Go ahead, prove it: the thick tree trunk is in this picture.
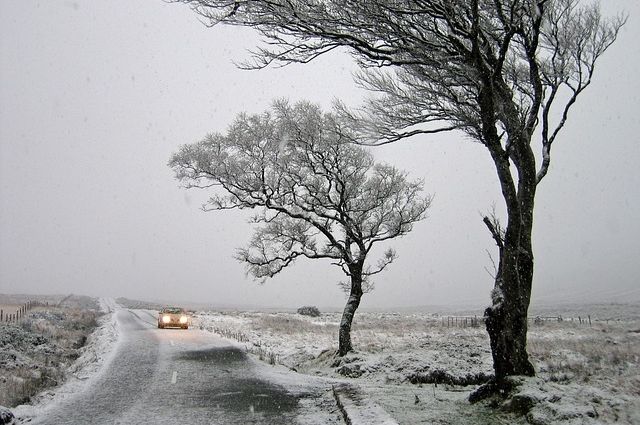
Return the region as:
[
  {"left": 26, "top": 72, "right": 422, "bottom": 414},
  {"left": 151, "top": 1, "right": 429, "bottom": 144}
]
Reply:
[
  {"left": 484, "top": 160, "right": 537, "bottom": 381},
  {"left": 470, "top": 141, "right": 538, "bottom": 405},
  {"left": 484, "top": 250, "right": 536, "bottom": 379},
  {"left": 473, "top": 74, "right": 543, "bottom": 396},
  {"left": 476, "top": 84, "right": 538, "bottom": 381},
  {"left": 338, "top": 264, "right": 363, "bottom": 356}
]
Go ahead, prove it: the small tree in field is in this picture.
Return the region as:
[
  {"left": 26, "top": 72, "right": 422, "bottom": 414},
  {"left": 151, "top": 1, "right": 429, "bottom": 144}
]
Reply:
[
  {"left": 169, "top": 101, "right": 430, "bottom": 355},
  {"left": 175, "top": 0, "right": 625, "bottom": 386}
]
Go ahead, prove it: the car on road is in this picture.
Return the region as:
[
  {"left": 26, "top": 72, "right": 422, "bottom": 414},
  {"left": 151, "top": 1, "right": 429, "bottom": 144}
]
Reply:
[{"left": 157, "top": 307, "right": 190, "bottom": 329}]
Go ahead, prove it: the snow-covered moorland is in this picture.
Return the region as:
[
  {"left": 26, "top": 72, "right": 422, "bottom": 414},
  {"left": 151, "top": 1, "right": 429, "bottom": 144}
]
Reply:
[
  {"left": 193, "top": 307, "right": 640, "bottom": 425},
  {"left": 3, "top": 297, "right": 637, "bottom": 424},
  {"left": 0, "top": 295, "right": 103, "bottom": 408}
]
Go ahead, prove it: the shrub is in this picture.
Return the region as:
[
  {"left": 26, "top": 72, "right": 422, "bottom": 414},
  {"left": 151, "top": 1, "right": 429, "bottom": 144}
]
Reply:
[{"left": 297, "top": 306, "right": 321, "bottom": 317}]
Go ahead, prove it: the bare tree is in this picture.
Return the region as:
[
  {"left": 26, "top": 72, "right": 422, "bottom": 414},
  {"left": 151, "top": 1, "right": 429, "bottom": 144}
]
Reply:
[
  {"left": 174, "top": 0, "right": 625, "bottom": 386},
  {"left": 169, "top": 100, "right": 430, "bottom": 356}
]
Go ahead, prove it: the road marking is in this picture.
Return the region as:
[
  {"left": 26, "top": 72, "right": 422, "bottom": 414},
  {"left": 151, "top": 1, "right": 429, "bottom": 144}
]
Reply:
[
  {"left": 170, "top": 340, "right": 175, "bottom": 346},
  {"left": 212, "top": 391, "right": 242, "bottom": 398},
  {"left": 171, "top": 371, "right": 177, "bottom": 384}
]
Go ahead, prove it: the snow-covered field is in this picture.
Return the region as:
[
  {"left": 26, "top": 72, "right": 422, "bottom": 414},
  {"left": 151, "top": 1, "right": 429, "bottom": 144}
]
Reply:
[
  {"left": 3, "top": 297, "right": 638, "bottom": 424},
  {"left": 193, "top": 308, "right": 640, "bottom": 425}
]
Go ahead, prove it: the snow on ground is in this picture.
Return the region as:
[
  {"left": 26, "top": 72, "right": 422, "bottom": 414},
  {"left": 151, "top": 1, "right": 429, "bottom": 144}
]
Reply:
[
  {"left": 12, "top": 298, "right": 120, "bottom": 421},
  {"left": 193, "top": 311, "right": 495, "bottom": 384},
  {"left": 193, "top": 309, "right": 640, "bottom": 425},
  {"left": 5, "top": 299, "right": 638, "bottom": 424},
  {"left": 129, "top": 308, "right": 347, "bottom": 425},
  {"left": 64, "top": 298, "right": 118, "bottom": 380}
]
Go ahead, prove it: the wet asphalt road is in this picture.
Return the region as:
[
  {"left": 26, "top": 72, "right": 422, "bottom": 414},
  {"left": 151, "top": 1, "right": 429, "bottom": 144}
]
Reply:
[{"left": 31, "top": 309, "right": 331, "bottom": 424}]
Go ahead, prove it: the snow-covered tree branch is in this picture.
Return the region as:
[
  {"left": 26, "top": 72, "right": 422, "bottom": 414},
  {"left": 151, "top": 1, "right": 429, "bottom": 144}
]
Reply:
[
  {"left": 174, "top": 0, "right": 624, "bottom": 386},
  {"left": 169, "top": 100, "right": 431, "bottom": 355}
]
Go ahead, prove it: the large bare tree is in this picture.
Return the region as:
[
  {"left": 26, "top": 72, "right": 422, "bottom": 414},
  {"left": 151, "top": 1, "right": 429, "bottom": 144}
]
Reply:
[
  {"left": 175, "top": 0, "right": 625, "bottom": 386},
  {"left": 169, "top": 101, "right": 430, "bottom": 355}
]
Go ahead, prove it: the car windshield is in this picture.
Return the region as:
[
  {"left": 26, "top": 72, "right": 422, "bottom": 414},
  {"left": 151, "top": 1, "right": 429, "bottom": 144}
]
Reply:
[{"left": 161, "top": 308, "right": 184, "bottom": 314}]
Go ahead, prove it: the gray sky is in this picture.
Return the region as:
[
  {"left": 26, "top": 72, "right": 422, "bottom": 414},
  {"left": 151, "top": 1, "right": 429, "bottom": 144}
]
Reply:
[{"left": 1, "top": 0, "right": 639, "bottom": 309}]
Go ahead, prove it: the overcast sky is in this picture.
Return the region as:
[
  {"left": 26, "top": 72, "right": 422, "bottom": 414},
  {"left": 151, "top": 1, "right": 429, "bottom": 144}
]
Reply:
[{"left": 1, "top": 0, "right": 639, "bottom": 310}]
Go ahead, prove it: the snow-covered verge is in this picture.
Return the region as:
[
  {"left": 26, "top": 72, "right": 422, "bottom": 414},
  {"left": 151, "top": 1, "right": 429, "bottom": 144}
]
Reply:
[
  {"left": 332, "top": 383, "right": 398, "bottom": 425},
  {"left": 1, "top": 297, "right": 119, "bottom": 422},
  {"left": 0, "top": 295, "right": 100, "bottom": 406},
  {"left": 193, "top": 309, "right": 640, "bottom": 425}
]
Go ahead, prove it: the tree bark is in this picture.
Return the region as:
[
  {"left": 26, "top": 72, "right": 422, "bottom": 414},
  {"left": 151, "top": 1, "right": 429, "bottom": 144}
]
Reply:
[
  {"left": 484, "top": 136, "right": 537, "bottom": 381},
  {"left": 484, "top": 251, "right": 536, "bottom": 379},
  {"left": 474, "top": 73, "right": 538, "bottom": 382},
  {"left": 338, "top": 263, "right": 364, "bottom": 356}
]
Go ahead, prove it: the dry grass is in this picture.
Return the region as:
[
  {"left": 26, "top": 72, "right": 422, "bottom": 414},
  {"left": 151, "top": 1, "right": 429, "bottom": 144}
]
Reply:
[
  {"left": 0, "top": 305, "right": 100, "bottom": 407},
  {"left": 528, "top": 320, "right": 640, "bottom": 392},
  {"left": 244, "top": 311, "right": 467, "bottom": 339},
  {"left": 203, "top": 311, "right": 639, "bottom": 387},
  {"left": 0, "top": 366, "right": 65, "bottom": 407},
  {"left": 254, "top": 313, "right": 335, "bottom": 335},
  {"left": 199, "top": 309, "right": 640, "bottom": 424},
  {"left": 198, "top": 310, "right": 493, "bottom": 380}
]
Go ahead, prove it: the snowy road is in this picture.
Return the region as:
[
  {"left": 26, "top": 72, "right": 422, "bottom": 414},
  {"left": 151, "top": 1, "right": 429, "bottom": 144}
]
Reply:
[{"left": 30, "top": 308, "right": 339, "bottom": 425}]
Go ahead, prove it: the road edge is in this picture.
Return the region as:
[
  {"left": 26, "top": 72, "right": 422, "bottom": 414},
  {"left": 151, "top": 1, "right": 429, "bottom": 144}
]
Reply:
[
  {"left": 332, "top": 383, "right": 399, "bottom": 425},
  {"left": 12, "top": 298, "right": 121, "bottom": 421}
]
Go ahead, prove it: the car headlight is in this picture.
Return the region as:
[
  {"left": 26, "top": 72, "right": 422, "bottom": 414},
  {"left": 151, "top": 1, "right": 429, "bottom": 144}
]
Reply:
[
  {"left": 162, "top": 315, "right": 171, "bottom": 323},
  {"left": 179, "top": 316, "right": 188, "bottom": 324}
]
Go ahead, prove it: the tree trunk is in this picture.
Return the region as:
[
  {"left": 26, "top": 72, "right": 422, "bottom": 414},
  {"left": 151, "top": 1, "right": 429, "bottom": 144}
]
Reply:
[
  {"left": 474, "top": 71, "right": 539, "bottom": 379},
  {"left": 338, "top": 264, "right": 363, "bottom": 356},
  {"left": 484, "top": 150, "right": 537, "bottom": 381},
  {"left": 484, "top": 251, "right": 536, "bottom": 379}
]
